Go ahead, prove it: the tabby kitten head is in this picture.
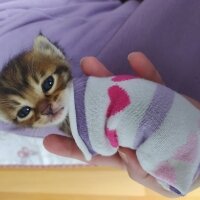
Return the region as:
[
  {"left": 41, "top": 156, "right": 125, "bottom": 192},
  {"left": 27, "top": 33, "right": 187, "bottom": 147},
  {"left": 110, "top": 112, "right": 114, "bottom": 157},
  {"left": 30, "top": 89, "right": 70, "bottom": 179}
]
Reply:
[{"left": 0, "top": 35, "right": 72, "bottom": 127}]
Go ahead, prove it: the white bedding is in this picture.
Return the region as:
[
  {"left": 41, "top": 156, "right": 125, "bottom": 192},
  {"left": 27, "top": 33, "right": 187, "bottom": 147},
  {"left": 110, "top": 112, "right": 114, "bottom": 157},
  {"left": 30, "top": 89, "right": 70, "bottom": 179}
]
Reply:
[{"left": 0, "top": 131, "right": 85, "bottom": 166}]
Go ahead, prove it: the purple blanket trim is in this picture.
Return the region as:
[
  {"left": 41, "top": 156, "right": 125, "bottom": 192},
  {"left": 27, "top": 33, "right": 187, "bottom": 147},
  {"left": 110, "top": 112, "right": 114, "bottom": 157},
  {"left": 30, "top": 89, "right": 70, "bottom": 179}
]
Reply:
[
  {"left": 169, "top": 186, "right": 182, "bottom": 195},
  {"left": 73, "top": 76, "right": 96, "bottom": 155},
  {"left": 134, "top": 84, "right": 175, "bottom": 148},
  {"left": 193, "top": 163, "right": 200, "bottom": 183},
  {"left": 0, "top": 120, "right": 64, "bottom": 138}
]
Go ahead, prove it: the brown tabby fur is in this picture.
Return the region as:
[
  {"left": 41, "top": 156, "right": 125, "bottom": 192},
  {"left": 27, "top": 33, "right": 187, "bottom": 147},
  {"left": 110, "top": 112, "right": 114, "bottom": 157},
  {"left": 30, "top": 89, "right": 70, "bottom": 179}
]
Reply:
[{"left": 0, "top": 35, "right": 72, "bottom": 132}]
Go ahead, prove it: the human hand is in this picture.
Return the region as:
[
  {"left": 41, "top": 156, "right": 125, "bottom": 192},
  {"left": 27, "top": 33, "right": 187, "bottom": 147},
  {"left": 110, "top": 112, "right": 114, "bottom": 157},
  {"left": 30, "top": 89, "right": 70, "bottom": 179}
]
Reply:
[{"left": 43, "top": 52, "right": 200, "bottom": 197}]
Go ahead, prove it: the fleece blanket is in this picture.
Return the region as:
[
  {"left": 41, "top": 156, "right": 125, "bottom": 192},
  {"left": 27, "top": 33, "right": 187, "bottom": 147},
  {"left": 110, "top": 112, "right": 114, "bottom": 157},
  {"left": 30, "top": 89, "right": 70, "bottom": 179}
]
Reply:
[
  {"left": 0, "top": 131, "right": 84, "bottom": 166},
  {"left": 0, "top": 0, "right": 200, "bottom": 137},
  {"left": 70, "top": 75, "right": 200, "bottom": 195}
]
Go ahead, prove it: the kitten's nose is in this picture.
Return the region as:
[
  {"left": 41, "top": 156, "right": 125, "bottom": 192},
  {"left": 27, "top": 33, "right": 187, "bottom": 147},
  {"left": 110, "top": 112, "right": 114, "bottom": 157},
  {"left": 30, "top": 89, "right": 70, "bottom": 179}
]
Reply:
[{"left": 38, "top": 101, "right": 53, "bottom": 115}]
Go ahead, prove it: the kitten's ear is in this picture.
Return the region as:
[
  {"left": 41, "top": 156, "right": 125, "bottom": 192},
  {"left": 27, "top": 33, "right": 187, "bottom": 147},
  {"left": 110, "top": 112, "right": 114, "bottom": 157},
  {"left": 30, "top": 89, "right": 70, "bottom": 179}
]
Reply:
[{"left": 33, "top": 35, "right": 65, "bottom": 59}]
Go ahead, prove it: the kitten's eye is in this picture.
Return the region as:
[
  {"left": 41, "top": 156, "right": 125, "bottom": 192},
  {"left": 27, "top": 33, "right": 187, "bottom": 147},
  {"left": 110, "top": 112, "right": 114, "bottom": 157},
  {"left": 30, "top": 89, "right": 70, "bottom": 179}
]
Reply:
[
  {"left": 42, "top": 76, "right": 54, "bottom": 93},
  {"left": 17, "top": 106, "right": 32, "bottom": 118}
]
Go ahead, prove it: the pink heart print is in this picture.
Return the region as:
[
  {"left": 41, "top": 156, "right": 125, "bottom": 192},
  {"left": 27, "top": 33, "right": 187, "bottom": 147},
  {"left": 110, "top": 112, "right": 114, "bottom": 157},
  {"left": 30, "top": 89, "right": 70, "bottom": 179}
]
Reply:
[
  {"left": 174, "top": 133, "right": 198, "bottom": 162},
  {"left": 106, "top": 85, "right": 131, "bottom": 147},
  {"left": 106, "top": 85, "right": 131, "bottom": 118},
  {"left": 105, "top": 128, "right": 119, "bottom": 147},
  {"left": 155, "top": 162, "right": 176, "bottom": 184}
]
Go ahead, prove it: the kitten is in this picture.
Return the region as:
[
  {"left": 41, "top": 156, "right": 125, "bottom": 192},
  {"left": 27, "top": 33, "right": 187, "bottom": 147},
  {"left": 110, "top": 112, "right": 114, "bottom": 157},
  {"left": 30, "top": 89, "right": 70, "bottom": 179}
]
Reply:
[{"left": 0, "top": 35, "right": 72, "bottom": 134}]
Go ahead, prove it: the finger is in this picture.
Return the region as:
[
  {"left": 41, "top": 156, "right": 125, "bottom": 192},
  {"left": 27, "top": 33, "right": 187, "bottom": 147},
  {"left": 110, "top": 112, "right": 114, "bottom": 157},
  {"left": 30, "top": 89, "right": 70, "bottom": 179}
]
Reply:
[
  {"left": 118, "top": 147, "right": 147, "bottom": 179},
  {"left": 184, "top": 95, "right": 200, "bottom": 110},
  {"left": 190, "top": 175, "right": 200, "bottom": 191},
  {"left": 128, "top": 52, "right": 164, "bottom": 84},
  {"left": 128, "top": 53, "right": 200, "bottom": 110},
  {"left": 90, "top": 153, "right": 125, "bottom": 169},
  {"left": 118, "top": 147, "right": 178, "bottom": 198},
  {"left": 43, "top": 134, "right": 124, "bottom": 168},
  {"left": 80, "top": 56, "right": 113, "bottom": 77},
  {"left": 43, "top": 134, "right": 86, "bottom": 161}
]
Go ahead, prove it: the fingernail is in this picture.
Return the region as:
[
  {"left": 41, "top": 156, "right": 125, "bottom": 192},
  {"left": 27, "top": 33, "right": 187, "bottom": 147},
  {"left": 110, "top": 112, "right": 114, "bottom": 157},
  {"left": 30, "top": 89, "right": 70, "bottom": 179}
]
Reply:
[
  {"left": 128, "top": 52, "right": 136, "bottom": 60},
  {"left": 80, "top": 57, "right": 87, "bottom": 65},
  {"left": 156, "top": 71, "right": 165, "bottom": 84},
  {"left": 119, "top": 151, "right": 129, "bottom": 164},
  {"left": 127, "top": 51, "right": 142, "bottom": 60}
]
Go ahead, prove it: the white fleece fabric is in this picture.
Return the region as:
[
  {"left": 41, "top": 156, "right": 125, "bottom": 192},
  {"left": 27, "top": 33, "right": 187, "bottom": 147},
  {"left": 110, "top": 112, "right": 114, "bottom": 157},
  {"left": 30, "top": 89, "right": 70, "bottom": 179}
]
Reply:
[{"left": 69, "top": 75, "right": 200, "bottom": 195}]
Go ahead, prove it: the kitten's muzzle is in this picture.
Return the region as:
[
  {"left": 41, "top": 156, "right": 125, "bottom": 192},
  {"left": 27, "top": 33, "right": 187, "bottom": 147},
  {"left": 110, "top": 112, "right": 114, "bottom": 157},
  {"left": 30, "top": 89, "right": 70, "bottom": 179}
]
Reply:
[
  {"left": 38, "top": 100, "right": 64, "bottom": 116},
  {"left": 38, "top": 100, "right": 53, "bottom": 116},
  {"left": 42, "top": 104, "right": 53, "bottom": 115}
]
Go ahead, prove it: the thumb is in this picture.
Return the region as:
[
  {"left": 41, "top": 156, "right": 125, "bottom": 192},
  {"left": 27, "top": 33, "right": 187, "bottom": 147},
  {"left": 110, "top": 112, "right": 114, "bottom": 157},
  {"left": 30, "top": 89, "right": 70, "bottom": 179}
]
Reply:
[
  {"left": 118, "top": 147, "right": 147, "bottom": 181},
  {"left": 118, "top": 147, "right": 179, "bottom": 197}
]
